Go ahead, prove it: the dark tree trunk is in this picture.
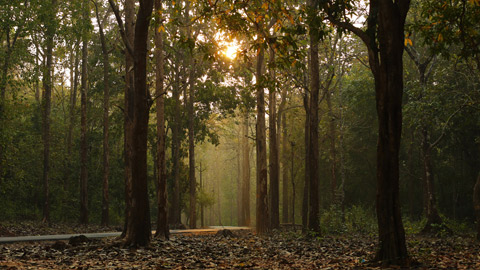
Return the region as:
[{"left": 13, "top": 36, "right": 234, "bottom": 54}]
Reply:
[
  {"left": 79, "top": 0, "right": 89, "bottom": 225},
  {"left": 268, "top": 48, "right": 280, "bottom": 230},
  {"left": 154, "top": 0, "right": 169, "bottom": 240},
  {"left": 473, "top": 173, "right": 480, "bottom": 241},
  {"left": 255, "top": 45, "right": 269, "bottom": 234},
  {"left": 371, "top": 1, "right": 410, "bottom": 264},
  {"left": 307, "top": 0, "right": 320, "bottom": 233},
  {"left": 41, "top": 0, "right": 57, "bottom": 224},
  {"left": 327, "top": 0, "right": 411, "bottom": 264},
  {"left": 94, "top": 1, "right": 110, "bottom": 228},
  {"left": 124, "top": 0, "right": 154, "bottom": 247},
  {"left": 186, "top": 2, "right": 196, "bottom": 228}
]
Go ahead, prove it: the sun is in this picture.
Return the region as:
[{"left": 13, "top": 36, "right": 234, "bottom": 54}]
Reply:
[{"left": 225, "top": 45, "right": 239, "bottom": 59}]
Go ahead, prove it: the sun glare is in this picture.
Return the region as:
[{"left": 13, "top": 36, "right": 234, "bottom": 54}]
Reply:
[{"left": 224, "top": 44, "right": 239, "bottom": 59}]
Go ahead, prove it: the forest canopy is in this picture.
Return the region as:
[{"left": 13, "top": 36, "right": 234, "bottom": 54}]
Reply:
[{"left": 0, "top": 0, "right": 479, "bottom": 265}]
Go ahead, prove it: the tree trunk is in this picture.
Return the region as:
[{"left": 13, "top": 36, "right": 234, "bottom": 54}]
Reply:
[
  {"left": 420, "top": 129, "right": 443, "bottom": 233},
  {"left": 170, "top": 67, "right": 181, "bottom": 225},
  {"left": 186, "top": 1, "right": 196, "bottom": 229},
  {"left": 79, "top": 0, "right": 89, "bottom": 225},
  {"left": 187, "top": 65, "right": 196, "bottom": 229},
  {"left": 302, "top": 93, "right": 309, "bottom": 232},
  {"left": 124, "top": 0, "right": 154, "bottom": 247},
  {"left": 281, "top": 108, "right": 289, "bottom": 224},
  {"left": 307, "top": 0, "right": 320, "bottom": 233},
  {"left": 118, "top": 0, "right": 135, "bottom": 238},
  {"left": 41, "top": 0, "right": 57, "bottom": 224},
  {"left": 268, "top": 47, "right": 279, "bottom": 230},
  {"left": 255, "top": 45, "right": 269, "bottom": 234},
  {"left": 473, "top": 173, "right": 480, "bottom": 241},
  {"left": 240, "top": 111, "right": 251, "bottom": 227},
  {"left": 371, "top": 1, "right": 410, "bottom": 264},
  {"left": 154, "top": 0, "right": 169, "bottom": 240},
  {"left": 94, "top": 1, "right": 110, "bottom": 228}
]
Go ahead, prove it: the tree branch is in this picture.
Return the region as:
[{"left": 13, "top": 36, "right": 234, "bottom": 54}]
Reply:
[{"left": 107, "top": 0, "right": 134, "bottom": 57}]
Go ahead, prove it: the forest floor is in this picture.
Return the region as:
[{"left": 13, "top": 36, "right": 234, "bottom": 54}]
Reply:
[{"left": 1, "top": 222, "right": 480, "bottom": 269}]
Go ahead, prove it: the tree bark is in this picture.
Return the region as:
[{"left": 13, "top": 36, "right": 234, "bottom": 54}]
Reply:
[
  {"left": 41, "top": 0, "right": 57, "bottom": 224},
  {"left": 79, "top": 0, "right": 89, "bottom": 225},
  {"left": 327, "top": 0, "right": 411, "bottom": 264},
  {"left": 256, "top": 45, "right": 269, "bottom": 234},
  {"left": 186, "top": 1, "right": 196, "bottom": 229},
  {"left": 268, "top": 47, "right": 279, "bottom": 229},
  {"left": 124, "top": 0, "right": 154, "bottom": 247},
  {"left": 307, "top": 0, "right": 320, "bottom": 233},
  {"left": 170, "top": 66, "right": 181, "bottom": 225},
  {"left": 154, "top": 0, "right": 169, "bottom": 240},
  {"left": 121, "top": 0, "right": 135, "bottom": 238},
  {"left": 371, "top": 1, "right": 410, "bottom": 264}
]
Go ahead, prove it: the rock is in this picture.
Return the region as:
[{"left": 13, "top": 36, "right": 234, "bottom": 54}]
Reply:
[
  {"left": 69, "top": 235, "right": 90, "bottom": 246},
  {"left": 216, "top": 229, "right": 235, "bottom": 238}
]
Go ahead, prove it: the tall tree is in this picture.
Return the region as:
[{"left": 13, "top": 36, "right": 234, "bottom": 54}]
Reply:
[
  {"left": 186, "top": 0, "right": 197, "bottom": 229},
  {"left": 126, "top": 0, "right": 154, "bottom": 246},
  {"left": 41, "top": 0, "right": 57, "bottom": 224},
  {"left": 79, "top": 0, "right": 89, "bottom": 225},
  {"left": 255, "top": 41, "right": 269, "bottom": 234},
  {"left": 93, "top": 0, "right": 111, "bottom": 227},
  {"left": 268, "top": 47, "right": 280, "bottom": 229},
  {"left": 109, "top": 0, "right": 154, "bottom": 246},
  {"left": 154, "top": 0, "right": 169, "bottom": 240},
  {"left": 306, "top": 0, "right": 320, "bottom": 234},
  {"left": 108, "top": 0, "right": 134, "bottom": 237},
  {"left": 325, "top": 0, "right": 411, "bottom": 265}
]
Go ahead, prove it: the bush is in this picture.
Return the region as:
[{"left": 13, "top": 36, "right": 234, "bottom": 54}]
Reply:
[{"left": 320, "top": 205, "right": 377, "bottom": 235}]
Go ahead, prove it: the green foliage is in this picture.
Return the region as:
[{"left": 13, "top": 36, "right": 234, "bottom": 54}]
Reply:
[{"left": 320, "top": 205, "right": 377, "bottom": 235}]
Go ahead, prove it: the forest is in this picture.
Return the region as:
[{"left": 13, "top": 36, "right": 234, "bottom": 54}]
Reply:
[{"left": 0, "top": 0, "right": 479, "bottom": 268}]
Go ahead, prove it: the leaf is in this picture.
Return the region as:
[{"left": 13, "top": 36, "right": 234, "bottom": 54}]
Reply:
[
  {"left": 404, "top": 38, "right": 412, "bottom": 46},
  {"left": 437, "top": 33, "right": 444, "bottom": 42},
  {"left": 261, "top": 2, "right": 268, "bottom": 10},
  {"left": 158, "top": 25, "right": 165, "bottom": 33}
]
